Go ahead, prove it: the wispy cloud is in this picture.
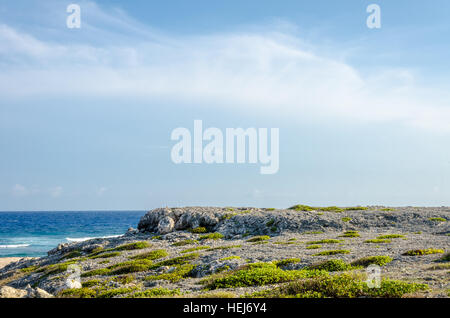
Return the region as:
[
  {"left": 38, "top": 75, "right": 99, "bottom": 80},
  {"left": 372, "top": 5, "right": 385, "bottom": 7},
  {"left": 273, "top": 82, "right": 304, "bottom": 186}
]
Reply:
[{"left": 1, "top": 1, "right": 450, "bottom": 132}]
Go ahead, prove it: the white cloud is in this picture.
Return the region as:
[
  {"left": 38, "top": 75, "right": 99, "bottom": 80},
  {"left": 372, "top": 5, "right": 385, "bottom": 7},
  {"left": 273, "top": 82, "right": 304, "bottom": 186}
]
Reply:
[
  {"left": 11, "top": 184, "right": 28, "bottom": 197},
  {"left": 49, "top": 186, "right": 63, "bottom": 198},
  {"left": 96, "top": 186, "right": 108, "bottom": 196},
  {"left": 1, "top": 2, "right": 450, "bottom": 133}
]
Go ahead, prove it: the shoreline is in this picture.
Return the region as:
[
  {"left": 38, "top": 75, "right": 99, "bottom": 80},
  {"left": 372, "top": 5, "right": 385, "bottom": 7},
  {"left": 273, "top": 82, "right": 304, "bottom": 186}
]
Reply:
[{"left": 0, "top": 257, "right": 33, "bottom": 270}]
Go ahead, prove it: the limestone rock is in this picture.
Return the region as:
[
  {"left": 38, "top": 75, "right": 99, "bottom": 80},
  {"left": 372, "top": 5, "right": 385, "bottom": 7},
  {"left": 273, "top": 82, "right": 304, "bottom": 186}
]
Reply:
[
  {"left": 0, "top": 286, "right": 27, "bottom": 298},
  {"left": 157, "top": 216, "right": 175, "bottom": 234}
]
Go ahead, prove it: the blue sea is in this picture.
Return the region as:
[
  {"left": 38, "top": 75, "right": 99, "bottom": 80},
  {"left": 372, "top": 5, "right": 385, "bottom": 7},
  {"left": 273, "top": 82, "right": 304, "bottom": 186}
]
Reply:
[{"left": 0, "top": 211, "right": 145, "bottom": 258}]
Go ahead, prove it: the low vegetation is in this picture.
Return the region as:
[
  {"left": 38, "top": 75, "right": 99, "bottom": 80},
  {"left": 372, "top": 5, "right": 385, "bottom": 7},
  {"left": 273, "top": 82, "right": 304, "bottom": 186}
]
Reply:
[
  {"left": 402, "top": 249, "right": 444, "bottom": 256},
  {"left": 199, "top": 233, "right": 224, "bottom": 241},
  {"left": 364, "top": 239, "right": 391, "bottom": 244},
  {"left": 350, "top": 256, "right": 393, "bottom": 267},
  {"left": 130, "top": 249, "right": 168, "bottom": 260},
  {"left": 200, "top": 262, "right": 327, "bottom": 289},
  {"left": 249, "top": 273, "right": 428, "bottom": 298},
  {"left": 340, "top": 231, "right": 360, "bottom": 238},
  {"left": 313, "top": 250, "right": 350, "bottom": 256},
  {"left": 306, "top": 259, "right": 352, "bottom": 272},
  {"left": 246, "top": 235, "right": 270, "bottom": 243},
  {"left": 306, "top": 239, "right": 341, "bottom": 245}
]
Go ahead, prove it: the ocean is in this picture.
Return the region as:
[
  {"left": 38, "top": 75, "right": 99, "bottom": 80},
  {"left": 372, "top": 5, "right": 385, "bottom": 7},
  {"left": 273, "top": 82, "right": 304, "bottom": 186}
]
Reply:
[{"left": 0, "top": 211, "right": 145, "bottom": 257}]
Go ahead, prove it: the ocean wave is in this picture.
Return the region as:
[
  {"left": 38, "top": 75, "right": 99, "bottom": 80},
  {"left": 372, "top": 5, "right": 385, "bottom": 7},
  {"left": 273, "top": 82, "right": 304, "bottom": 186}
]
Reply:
[
  {"left": 65, "top": 235, "right": 122, "bottom": 242},
  {"left": 0, "top": 244, "right": 31, "bottom": 248}
]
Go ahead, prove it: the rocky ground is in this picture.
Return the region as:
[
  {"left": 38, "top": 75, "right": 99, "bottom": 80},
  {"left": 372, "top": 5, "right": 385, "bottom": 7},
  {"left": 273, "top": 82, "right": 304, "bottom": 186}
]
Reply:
[{"left": 0, "top": 206, "right": 448, "bottom": 298}]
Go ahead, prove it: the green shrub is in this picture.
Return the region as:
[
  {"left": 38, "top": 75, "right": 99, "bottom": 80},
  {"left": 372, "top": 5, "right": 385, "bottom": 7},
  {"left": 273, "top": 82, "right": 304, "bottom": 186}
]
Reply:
[
  {"left": 129, "top": 288, "right": 181, "bottom": 298},
  {"left": 306, "top": 244, "right": 322, "bottom": 249},
  {"left": 82, "top": 279, "right": 102, "bottom": 288},
  {"left": 306, "top": 259, "right": 352, "bottom": 272},
  {"left": 345, "top": 207, "right": 368, "bottom": 211},
  {"left": 289, "top": 205, "right": 315, "bottom": 211},
  {"left": 249, "top": 273, "right": 427, "bottom": 298},
  {"left": 377, "top": 234, "right": 404, "bottom": 239},
  {"left": 341, "top": 217, "right": 352, "bottom": 222},
  {"left": 350, "top": 256, "right": 393, "bottom": 267},
  {"left": 273, "top": 258, "right": 301, "bottom": 267},
  {"left": 380, "top": 208, "right": 395, "bottom": 211},
  {"left": 62, "top": 250, "right": 82, "bottom": 260},
  {"left": 114, "top": 241, "right": 151, "bottom": 251},
  {"left": 189, "top": 227, "right": 208, "bottom": 233},
  {"left": 146, "top": 264, "right": 195, "bottom": 283},
  {"left": 220, "top": 256, "right": 241, "bottom": 261},
  {"left": 155, "top": 253, "right": 200, "bottom": 267},
  {"left": 320, "top": 206, "right": 344, "bottom": 213},
  {"left": 81, "top": 268, "right": 111, "bottom": 278},
  {"left": 266, "top": 219, "right": 275, "bottom": 227},
  {"left": 130, "top": 249, "right": 168, "bottom": 260},
  {"left": 208, "top": 245, "right": 242, "bottom": 251},
  {"left": 306, "top": 239, "right": 341, "bottom": 245},
  {"left": 340, "top": 231, "right": 360, "bottom": 238},
  {"left": 199, "top": 233, "right": 224, "bottom": 241},
  {"left": 20, "top": 265, "right": 39, "bottom": 273},
  {"left": 89, "top": 252, "right": 121, "bottom": 259},
  {"left": 402, "top": 249, "right": 444, "bottom": 256},
  {"left": 201, "top": 265, "right": 327, "bottom": 289},
  {"left": 429, "top": 217, "right": 446, "bottom": 222},
  {"left": 180, "top": 246, "right": 210, "bottom": 254},
  {"left": 172, "top": 239, "right": 198, "bottom": 247},
  {"left": 246, "top": 235, "right": 270, "bottom": 242},
  {"left": 364, "top": 239, "right": 391, "bottom": 244},
  {"left": 313, "top": 250, "right": 350, "bottom": 256}
]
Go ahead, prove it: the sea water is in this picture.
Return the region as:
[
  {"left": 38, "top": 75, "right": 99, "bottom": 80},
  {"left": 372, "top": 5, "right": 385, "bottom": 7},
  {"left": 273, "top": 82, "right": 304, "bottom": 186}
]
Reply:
[{"left": 0, "top": 211, "right": 144, "bottom": 257}]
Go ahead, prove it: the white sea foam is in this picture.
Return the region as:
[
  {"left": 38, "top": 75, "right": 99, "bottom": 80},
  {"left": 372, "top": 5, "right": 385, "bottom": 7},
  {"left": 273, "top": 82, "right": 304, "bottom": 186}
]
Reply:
[
  {"left": 0, "top": 244, "right": 30, "bottom": 248},
  {"left": 65, "top": 235, "right": 122, "bottom": 242}
]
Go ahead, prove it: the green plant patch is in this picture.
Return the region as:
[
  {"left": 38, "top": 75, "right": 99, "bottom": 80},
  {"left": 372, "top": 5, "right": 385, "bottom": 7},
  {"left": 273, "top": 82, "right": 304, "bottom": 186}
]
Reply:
[
  {"left": 313, "top": 250, "right": 350, "bottom": 256},
  {"left": 81, "top": 268, "right": 112, "bottom": 278},
  {"left": 114, "top": 241, "right": 151, "bottom": 251},
  {"left": 89, "top": 252, "right": 121, "bottom": 260},
  {"left": 364, "top": 239, "right": 391, "bottom": 244},
  {"left": 189, "top": 227, "right": 208, "bottom": 233},
  {"left": 112, "top": 275, "right": 135, "bottom": 285},
  {"left": 380, "top": 208, "right": 395, "bottom": 211},
  {"left": 146, "top": 264, "right": 195, "bottom": 283},
  {"left": 180, "top": 246, "right": 210, "bottom": 254},
  {"left": 220, "top": 256, "right": 241, "bottom": 261},
  {"left": 306, "top": 239, "right": 341, "bottom": 245},
  {"left": 306, "top": 244, "right": 322, "bottom": 249},
  {"left": 289, "top": 205, "right": 315, "bottom": 211},
  {"left": 265, "top": 208, "right": 276, "bottom": 211},
  {"left": 306, "top": 259, "right": 352, "bottom": 272},
  {"left": 249, "top": 273, "right": 427, "bottom": 298},
  {"left": 172, "top": 239, "right": 198, "bottom": 247},
  {"left": 303, "top": 231, "right": 324, "bottom": 235},
  {"left": 61, "top": 250, "right": 82, "bottom": 260},
  {"left": 246, "top": 235, "right": 270, "bottom": 242},
  {"left": 344, "top": 207, "right": 368, "bottom": 211},
  {"left": 341, "top": 217, "right": 352, "bottom": 222},
  {"left": 154, "top": 253, "right": 200, "bottom": 267},
  {"left": 429, "top": 217, "right": 446, "bottom": 222},
  {"left": 199, "top": 233, "right": 224, "bottom": 241},
  {"left": 320, "top": 206, "right": 344, "bottom": 213},
  {"left": 376, "top": 234, "right": 404, "bottom": 239},
  {"left": 129, "top": 288, "right": 181, "bottom": 298},
  {"left": 273, "top": 258, "right": 301, "bottom": 267},
  {"left": 201, "top": 264, "right": 327, "bottom": 289},
  {"left": 266, "top": 219, "right": 275, "bottom": 227},
  {"left": 20, "top": 265, "right": 40, "bottom": 273},
  {"left": 340, "top": 231, "right": 360, "bottom": 238},
  {"left": 131, "top": 249, "right": 168, "bottom": 260},
  {"left": 427, "top": 263, "right": 450, "bottom": 270},
  {"left": 82, "top": 279, "right": 102, "bottom": 288},
  {"left": 207, "top": 245, "right": 242, "bottom": 251},
  {"left": 273, "top": 241, "right": 295, "bottom": 245},
  {"left": 350, "top": 256, "right": 393, "bottom": 267},
  {"left": 402, "top": 249, "right": 444, "bottom": 256}
]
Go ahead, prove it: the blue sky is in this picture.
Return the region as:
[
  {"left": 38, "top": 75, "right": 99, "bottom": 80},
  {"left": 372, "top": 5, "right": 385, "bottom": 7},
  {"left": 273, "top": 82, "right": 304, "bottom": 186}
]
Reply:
[{"left": 1, "top": 0, "right": 450, "bottom": 210}]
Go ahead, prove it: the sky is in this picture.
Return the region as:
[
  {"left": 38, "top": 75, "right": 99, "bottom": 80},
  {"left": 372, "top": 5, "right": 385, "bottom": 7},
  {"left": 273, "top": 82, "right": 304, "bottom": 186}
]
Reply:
[{"left": 1, "top": 0, "right": 450, "bottom": 211}]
